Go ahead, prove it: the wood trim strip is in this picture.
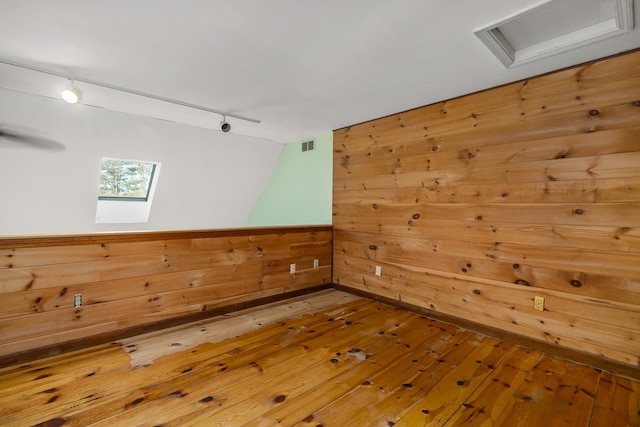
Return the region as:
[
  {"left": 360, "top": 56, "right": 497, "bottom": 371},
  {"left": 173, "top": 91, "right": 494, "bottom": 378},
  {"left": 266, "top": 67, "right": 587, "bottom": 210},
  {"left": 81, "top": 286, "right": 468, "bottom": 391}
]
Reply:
[
  {"left": 0, "top": 283, "right": 332, "bottom": 368},
  {"left": 332, "top": 284, "right": 640, "bottom": 381},
  {"left": 0, "top": 225, "right": 333, "bottom": 248}
]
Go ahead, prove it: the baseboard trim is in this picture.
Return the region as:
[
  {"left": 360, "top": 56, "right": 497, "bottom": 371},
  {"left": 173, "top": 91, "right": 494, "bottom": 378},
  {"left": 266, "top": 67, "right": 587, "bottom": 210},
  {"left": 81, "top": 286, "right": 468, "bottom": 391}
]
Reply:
[
  {"left": 4, "top": 282, "right": 638, "bottom": 381},
  {"left": 332, "top": 283, "right": 640, "bottom": 381},
  {"left": 0, "top": 284, "right": 332, "bottom": 368}
]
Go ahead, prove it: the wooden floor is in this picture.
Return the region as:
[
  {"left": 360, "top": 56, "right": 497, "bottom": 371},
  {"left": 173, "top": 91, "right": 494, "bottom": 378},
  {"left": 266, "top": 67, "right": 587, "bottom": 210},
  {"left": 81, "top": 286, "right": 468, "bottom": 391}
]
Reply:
[{"left": 0, "top": 290, "right": 638, "bottom": 426}]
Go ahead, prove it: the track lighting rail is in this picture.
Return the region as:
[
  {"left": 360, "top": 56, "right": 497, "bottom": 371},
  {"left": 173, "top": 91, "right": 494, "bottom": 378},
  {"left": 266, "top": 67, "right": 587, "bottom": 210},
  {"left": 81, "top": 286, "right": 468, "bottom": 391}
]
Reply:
[{"left": 0, "top": 58, "right": 261, "bottom": 124}]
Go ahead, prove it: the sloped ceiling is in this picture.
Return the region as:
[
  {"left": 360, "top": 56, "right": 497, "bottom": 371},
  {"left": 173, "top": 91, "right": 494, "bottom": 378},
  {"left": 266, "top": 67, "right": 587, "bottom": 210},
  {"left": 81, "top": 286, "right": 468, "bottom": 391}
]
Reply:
[{"left": 1, "top": 0, "right": 639, "bottom": 143}]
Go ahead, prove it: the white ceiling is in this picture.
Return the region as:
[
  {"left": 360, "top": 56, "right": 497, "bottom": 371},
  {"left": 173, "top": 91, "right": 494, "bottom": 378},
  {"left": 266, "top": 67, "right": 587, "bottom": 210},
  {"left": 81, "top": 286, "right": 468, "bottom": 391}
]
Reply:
[{"left": 1, "top": 0, "right": 639, "bottom": 144}]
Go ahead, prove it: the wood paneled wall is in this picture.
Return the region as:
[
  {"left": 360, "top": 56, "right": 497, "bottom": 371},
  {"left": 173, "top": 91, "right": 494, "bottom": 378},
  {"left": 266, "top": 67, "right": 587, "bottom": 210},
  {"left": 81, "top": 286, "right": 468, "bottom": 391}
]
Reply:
[
  {"left": 332, "top": 51, "right": 640, "bottom": 368},
  {"left": 0, "top": 226, "right": 332, "bottom": 357}
]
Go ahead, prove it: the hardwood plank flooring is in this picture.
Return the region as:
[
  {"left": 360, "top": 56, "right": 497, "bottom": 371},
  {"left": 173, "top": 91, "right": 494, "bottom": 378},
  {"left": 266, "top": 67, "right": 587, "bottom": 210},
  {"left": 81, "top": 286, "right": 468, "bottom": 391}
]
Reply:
[{"left": 0, "top": 290, "right": 637, "bottom": 426}]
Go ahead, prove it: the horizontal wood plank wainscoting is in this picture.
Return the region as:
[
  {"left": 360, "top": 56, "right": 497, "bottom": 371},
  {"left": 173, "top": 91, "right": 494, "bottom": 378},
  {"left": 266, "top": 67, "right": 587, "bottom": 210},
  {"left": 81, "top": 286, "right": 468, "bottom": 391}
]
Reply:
[
  {"left": 333, "top": 50, "right": 640, "bottom": 377},
  {"left": 0, "top": 226, "right": 332, "bottom": 365}
]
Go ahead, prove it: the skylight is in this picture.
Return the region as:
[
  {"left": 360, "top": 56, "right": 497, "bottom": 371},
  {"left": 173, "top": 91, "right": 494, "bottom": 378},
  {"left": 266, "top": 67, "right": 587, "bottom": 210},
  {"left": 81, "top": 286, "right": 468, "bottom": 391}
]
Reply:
[
  {"left": 95, "top": 157, "right": 161, "bottom": 224},
  {"left": 99, "top": 158, "right": 157, "bottom": 201}
]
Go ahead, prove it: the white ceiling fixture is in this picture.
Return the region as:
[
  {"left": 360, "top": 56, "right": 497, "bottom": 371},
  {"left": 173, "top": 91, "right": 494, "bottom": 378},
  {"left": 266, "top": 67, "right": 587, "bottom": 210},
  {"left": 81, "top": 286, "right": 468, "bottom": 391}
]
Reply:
[
  {"left": 61, "top": 80, "right": 80, "bottom": 104},
  {"left": 0, "top": 58, "right": 260, "bottom": 124},
  {"left": 475, "top": 0, "right": 635, "bottom": 68}
]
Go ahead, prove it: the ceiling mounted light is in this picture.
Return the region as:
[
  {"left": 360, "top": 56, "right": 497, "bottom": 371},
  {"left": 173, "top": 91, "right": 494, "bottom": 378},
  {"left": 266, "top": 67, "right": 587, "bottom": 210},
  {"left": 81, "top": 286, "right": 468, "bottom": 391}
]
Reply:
[
  {"left": 0, "top": 58, "right": 261, "bottom": 124},
  {"left": 61, "top": 80, "right": 80, "bottom": 104}
]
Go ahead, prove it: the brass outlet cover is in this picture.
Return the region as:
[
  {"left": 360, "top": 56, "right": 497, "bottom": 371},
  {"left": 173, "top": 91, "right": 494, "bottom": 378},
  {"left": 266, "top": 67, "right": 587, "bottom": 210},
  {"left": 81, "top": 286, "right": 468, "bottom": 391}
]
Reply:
[{"left": 533, "top": 296, "right": 545, "bottom": 311}]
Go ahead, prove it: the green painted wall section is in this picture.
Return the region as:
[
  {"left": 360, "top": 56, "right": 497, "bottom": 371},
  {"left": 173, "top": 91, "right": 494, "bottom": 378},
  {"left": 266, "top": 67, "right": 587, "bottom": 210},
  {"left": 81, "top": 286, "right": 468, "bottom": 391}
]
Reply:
[{"left": 247, "top": 132, "right": 333, "bottom": 226}]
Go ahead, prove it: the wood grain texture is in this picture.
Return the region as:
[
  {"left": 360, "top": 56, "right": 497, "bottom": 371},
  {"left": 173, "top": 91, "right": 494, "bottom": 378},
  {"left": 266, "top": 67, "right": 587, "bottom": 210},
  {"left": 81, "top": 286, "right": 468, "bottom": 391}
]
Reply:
[
  {"left": 0, "top": 226, "right": 332, "bottom": 356},
  {"left": 0, "top": 290, "right": 636, "bottom": 426},
  {"left": 332, "top": 50, "right": 640, "bottom": 369}
]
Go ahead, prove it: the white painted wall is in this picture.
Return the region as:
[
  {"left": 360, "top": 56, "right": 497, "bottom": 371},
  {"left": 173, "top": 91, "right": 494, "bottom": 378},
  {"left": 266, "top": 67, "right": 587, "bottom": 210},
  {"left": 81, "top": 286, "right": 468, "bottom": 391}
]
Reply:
[{"left": 0, "top": 89, "right": 284, "bottom": 236}]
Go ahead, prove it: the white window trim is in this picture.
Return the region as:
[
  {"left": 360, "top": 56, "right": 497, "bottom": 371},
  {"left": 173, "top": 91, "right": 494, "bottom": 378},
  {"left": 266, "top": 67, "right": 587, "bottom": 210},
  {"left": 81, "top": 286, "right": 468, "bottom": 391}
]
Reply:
[{"left": 95, "top": 157, "right": 161, "bottom": 224}]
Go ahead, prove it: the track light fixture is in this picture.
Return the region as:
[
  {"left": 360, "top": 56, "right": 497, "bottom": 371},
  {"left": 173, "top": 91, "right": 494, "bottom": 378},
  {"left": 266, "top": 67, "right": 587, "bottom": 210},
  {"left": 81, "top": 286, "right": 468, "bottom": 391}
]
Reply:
[
  {"left": 61, "top": 80, "right": 80, "bottom": 104},
  {"left": 0, "top": 58, "right": 261, "bottom": 124},
  {"left": 220, "top": 116, "right": 231, "bottom": 132}
]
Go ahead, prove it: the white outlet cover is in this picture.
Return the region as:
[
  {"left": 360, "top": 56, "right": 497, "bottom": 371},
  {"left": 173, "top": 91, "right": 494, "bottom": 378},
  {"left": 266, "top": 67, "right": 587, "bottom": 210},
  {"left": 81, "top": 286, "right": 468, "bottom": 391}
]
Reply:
[
  {"left": 313, "top": 259, "right": 319, "bottom": 269},
  {"left": 290, "top": 263, "right": 296, "bottom": 274},
  {"left": 375, "top": 265, "right": 382, "bottom": 276}
]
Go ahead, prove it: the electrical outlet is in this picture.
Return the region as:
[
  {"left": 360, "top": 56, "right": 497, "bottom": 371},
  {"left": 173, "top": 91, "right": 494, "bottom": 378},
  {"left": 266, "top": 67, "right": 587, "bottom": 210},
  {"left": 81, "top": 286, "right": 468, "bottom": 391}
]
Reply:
[
  {"left": 533, "top": 296, "right": 544, "bottom": 311},
  {"left": 74, "top": 293, "right": 82, "bottom": 308},
  {"left": 313, "top": 259, "right": 319, "bottom": 269},
  {"left": 290, "top": 263, "right": 296, "bottom": 274},
  {"left": 375, "top": 265, "right": 382, "bottom": 276}
]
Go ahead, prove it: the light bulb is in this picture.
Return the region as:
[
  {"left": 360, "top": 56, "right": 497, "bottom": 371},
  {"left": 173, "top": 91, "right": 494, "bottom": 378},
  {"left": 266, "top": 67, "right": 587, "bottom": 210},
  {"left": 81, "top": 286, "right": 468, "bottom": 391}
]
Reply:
[
  {"left": 61, "top": 88, "right": 79, "bottom": 103},
  {"left": 61, "top": 83, "right": 80, "bottom": 104}
]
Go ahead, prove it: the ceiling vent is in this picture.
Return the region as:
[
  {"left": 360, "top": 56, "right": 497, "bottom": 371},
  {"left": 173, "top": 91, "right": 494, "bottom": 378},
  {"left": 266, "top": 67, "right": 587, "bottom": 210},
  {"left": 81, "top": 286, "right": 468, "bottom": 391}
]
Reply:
[{"left": 475, "top": 0, "right": 634, "bottom": 68}]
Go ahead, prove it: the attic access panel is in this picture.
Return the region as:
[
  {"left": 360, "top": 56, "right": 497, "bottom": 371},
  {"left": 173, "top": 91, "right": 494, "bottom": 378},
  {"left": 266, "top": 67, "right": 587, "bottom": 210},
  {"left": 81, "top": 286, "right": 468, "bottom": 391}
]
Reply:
[{"left": 475, "top": 0, "right": 634, "bottom": 68}]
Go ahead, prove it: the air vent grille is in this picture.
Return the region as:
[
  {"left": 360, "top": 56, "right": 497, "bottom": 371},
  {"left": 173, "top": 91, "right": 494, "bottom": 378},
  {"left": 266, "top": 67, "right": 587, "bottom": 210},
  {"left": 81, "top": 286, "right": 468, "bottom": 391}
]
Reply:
[
  {"left": 475, "top": 0, "right": 634, "bottom": 68},
  {"left": 301, "top": 140, "right": 315, "bottom": 152}
]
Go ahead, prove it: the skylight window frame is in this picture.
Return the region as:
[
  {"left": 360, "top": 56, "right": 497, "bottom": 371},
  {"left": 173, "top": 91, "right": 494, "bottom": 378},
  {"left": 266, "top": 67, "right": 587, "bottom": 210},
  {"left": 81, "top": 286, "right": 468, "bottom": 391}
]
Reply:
[
  {"left": 98, "top": 158, "right": 158, "bottom": 202},
  {"left": 95, "top": 157, "right": 162, "bottom": 224}
]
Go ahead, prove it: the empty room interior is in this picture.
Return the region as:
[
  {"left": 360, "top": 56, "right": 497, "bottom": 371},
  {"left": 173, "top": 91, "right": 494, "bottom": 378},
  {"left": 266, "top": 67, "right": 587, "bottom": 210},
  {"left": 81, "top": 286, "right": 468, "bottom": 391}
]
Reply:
[{"left": 1, "top": 1, "right": 639, "bottom": 425}]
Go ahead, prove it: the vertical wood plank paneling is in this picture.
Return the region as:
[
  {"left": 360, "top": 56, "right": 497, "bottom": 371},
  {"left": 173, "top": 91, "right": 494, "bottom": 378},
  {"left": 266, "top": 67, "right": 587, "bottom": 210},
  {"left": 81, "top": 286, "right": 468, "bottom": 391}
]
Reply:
[
  {"left": 0, "top": 226, "right": 332, "bottom": 356},
  {"left": 332, "top": 50, "right": 640, "bottom": 368}
]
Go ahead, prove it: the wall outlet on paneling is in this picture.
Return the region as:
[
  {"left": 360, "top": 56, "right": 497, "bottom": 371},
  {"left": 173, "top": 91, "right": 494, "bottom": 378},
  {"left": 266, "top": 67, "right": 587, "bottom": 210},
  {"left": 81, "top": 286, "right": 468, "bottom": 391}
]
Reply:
[
  {"left": 74, "top": 293, "right": 82, "bottom": 308},
  {"left": 375, "top": 265, "right": 382, "bottom": 276},
  {"left": 533, "top": 296, "right": 544, "bottom": 311},
  {"left": 313, "top": 259, "right": 319, "bottom": 269},
  {"left": 290, "top": 263, "right": 296, "bottom": 274}
]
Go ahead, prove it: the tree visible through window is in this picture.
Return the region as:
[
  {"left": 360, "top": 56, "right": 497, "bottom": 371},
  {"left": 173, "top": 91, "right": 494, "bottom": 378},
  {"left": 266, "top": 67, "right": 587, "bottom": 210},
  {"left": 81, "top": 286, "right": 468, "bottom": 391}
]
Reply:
[{"left": 99, "top": 158, "right": 157, "bottom": 201}]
